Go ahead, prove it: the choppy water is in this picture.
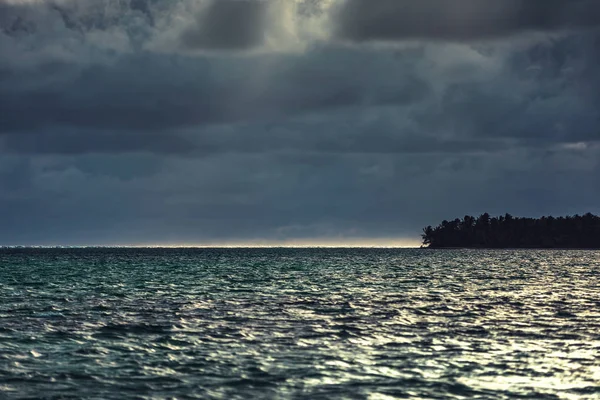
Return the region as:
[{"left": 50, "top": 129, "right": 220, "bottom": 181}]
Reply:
[{"left": 0, "top": 248, "right": 599, "bottom": 399}]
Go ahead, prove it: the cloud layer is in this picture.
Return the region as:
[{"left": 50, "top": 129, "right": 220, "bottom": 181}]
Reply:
[
  {"left": 0, "top": 0, "right": 599, "bottom": 245},
  {"left": 332, "top": 0, "right": 600, "bottom": 42},
  {"left": 180, "top": 0, "right": 269, "bottom": 50}
]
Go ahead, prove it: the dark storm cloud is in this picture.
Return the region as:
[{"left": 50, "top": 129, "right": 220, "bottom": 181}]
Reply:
[
  {"left": 180, "top": 0, "right": 269, "bottom": 50},
  {"left": 333, "top": 0, "right": 600, "bottom": 42},
  {"left": 0, "top": 46, "right": 431, "bottom": 149},
  {"left": 1, "top": 0, "right": 599, "bottom": 245},
  {"left": 1, "top": 34, "right": 598, "bottom": 157},
  {"left": 0, "top": 0, "right": 157, "bottom": 36}
]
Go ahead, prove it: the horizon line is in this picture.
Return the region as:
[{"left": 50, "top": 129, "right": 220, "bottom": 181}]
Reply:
[
  {"left": 0, "top": 238, "right": 422, "bottom": 249},
  {"left": 0, "top": 245, "right": 422, "bottom": 249}
]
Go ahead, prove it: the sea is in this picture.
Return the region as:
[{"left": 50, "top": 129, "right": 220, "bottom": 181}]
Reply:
[{"left": 0, "top": 248, "right": 598, "bottom": 399}]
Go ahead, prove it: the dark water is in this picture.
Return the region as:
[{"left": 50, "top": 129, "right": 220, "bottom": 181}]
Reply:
[{"left": 0, "top": 248, "right": 599, "bottom": 399}]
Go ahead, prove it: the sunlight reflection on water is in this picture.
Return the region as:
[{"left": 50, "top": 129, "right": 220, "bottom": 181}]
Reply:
[{"left": 0, "top": 248, "right": 598, "bottom": 399}]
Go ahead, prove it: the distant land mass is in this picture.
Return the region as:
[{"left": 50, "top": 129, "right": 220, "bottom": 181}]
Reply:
[{"left": 422, "top": 213, "right": 600, "bottom": 249}]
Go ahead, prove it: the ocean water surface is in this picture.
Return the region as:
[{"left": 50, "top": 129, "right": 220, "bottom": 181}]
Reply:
[{"left": 0, "top": 248, "right": 599, "bottom": 399}]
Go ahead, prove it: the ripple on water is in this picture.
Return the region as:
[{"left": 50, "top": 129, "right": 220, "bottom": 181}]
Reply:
[{"left": 0, "top": 248, "right": 599, "bottom": 399}]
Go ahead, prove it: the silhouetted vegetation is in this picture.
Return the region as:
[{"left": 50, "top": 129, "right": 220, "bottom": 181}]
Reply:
[{"left": 422, "top": 213, "right": 600, "bottom": 248}]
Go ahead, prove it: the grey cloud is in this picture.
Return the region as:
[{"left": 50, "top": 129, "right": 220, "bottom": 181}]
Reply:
[
  {"left": 1, "top": 146, "right": 598, "bottom": 245},
  {"left": 180, "top": 0, "right": 269, "bottom": 50},
  {"left": 0, "top": 0, "right": 158, "bottom": 36},
  {"left": 1, "top": 35, "right": 598, "bottom": 157},
  {"left": 332, "top": 0, "right": 600, "bottom": 42},
  {"left": 1, "top": 0, "right": 600, "bottom": 245},
  {"left": 0, "top": 46, "right": 430, "bottom": 142},
  {"left": 1, "top": 130, "right": 195, "bottom": 156}
]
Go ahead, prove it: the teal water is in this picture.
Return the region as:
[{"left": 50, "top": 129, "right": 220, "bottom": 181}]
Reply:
[{"left": 0, "top": 248, "right": 599, "bottom": 399}]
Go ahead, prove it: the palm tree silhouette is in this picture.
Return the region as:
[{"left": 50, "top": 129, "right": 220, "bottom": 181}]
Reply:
[{"left": 421, "top": 213, "right": 600, "bottom": 249}]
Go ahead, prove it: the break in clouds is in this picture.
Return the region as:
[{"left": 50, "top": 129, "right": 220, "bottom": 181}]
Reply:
[{"left": 0, "top": 0, "right": 599, "bottom": 245}]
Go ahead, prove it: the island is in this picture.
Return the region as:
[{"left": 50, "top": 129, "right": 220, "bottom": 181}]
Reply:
[{"left": 422, "top": 213, "right": 600, "bottom": 249}]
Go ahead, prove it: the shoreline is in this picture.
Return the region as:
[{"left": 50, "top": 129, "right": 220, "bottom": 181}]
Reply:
[{"left": 423, "top": 247, "right": 600, "bottom": 250}]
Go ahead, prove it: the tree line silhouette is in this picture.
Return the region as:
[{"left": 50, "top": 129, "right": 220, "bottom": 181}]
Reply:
[{"left": 422, "top": 213, "right": 600, "bottom": 248}]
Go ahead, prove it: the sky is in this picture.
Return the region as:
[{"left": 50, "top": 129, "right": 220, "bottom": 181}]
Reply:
[{"left": 1, "top": 0, "right": 599, "bottom": 246}]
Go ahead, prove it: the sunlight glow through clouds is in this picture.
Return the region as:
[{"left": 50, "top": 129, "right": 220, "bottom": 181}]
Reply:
[{"left": 113, "top": 238, "right": 422, "bottom": 248}]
